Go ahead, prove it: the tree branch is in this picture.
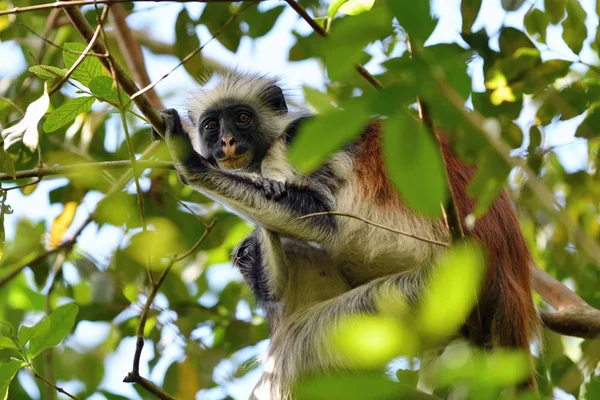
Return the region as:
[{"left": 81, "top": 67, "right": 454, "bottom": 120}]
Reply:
[
  {"left": 0, "top": 160, "right": 173, "bottom": 181},
  {"left": 62, "top": 2, "right": 165, "bottom": 136},
  {"left": 0, "top": 0, "right": 242, "bottom": 16},
  {"left": 109, "top": 4, "right": 163, "bottom": 109},
  {"left": 531, "top": 264, "right": 600, "bottom": 339}
]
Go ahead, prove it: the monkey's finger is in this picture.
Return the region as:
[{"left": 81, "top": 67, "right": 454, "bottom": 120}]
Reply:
[
  {"left": 254, "top": 178, "right": 263, "bottom": 189},
  {"left": 273, "top": 181, "right": 284, "bottom": 201},
  {"left": 261, "top": 180, "right": 273, "bottom": 199}
]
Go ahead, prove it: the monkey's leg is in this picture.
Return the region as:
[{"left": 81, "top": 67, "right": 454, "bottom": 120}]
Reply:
[
  {"left": 258, "top": 269, "right": 426, "bottom": 400},
  {"left": 156, "top": 109, "right": 337, "bottom": 243}
]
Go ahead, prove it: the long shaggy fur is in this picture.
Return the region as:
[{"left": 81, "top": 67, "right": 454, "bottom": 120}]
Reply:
[{"left": 175, "top": 72, "right": 539, "bottom": 399}]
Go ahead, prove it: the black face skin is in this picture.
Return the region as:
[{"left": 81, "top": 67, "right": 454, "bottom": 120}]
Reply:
[{"left": 197, "top": 104, "right": 271, "bottom": 172}]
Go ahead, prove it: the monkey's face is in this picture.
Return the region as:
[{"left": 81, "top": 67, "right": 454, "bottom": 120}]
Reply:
[{"left": 197, "top": 104, "right": 269, "bottom": 171}]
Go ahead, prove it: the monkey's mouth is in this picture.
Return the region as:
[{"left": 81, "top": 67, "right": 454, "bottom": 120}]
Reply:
[{"left": 217, "top": 153, "right": 251, "bottom": 170}]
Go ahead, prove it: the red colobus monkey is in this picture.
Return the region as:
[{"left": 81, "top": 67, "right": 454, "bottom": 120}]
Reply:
[{"left": 153, "top": 72, "right": 539, "bottom": 399}]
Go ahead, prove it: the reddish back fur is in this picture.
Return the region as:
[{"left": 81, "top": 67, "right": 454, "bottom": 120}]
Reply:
[{"left": 354, "top": 123, "right": 539, "bottom": 357}]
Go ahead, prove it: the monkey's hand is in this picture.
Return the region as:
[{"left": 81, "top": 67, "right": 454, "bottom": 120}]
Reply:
[
  {"left": 154, "top": 109, "right": 210, "bottom": 185},
  {"left": 254, "top": 177, "right": 287, "bottom": 201}
]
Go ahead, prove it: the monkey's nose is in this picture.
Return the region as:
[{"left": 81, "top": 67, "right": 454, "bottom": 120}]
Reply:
[{"left": 221, "top": 136, "right": 236, "bottom": 156}]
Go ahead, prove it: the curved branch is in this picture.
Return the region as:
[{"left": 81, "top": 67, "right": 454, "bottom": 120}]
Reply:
[{"left": 531, "top": 264, "right": 600, "bottom": 339}]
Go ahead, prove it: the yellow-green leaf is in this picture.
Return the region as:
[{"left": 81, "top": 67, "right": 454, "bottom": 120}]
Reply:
[
  {"left": 418, "top": 242, "right": 485, "bottom": 340},
  {"left": 49, "top": 201, "right": 79, "bottom": 248}
]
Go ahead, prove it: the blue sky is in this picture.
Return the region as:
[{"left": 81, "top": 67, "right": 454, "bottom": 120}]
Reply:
[{"left": 0, "top": 0, "right": 598, "bottom": 398}]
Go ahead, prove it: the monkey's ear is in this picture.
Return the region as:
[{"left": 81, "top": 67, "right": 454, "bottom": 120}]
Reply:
[{"left": 264, "top": 85, "right": 288, "bottom": 113}]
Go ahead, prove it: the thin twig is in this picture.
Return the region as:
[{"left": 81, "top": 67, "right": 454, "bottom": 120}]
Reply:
[
  {"left": 164, "top": 191, "right": 209, "bottom": 228},
  {"left": 19, "top": 23, "right": 108, "bottom": 58},
  {"left": 298, "top": 211, "right": 449, "bottom": 247},
  {"left": 0, "top": 160, "right": 173, "bottom": 181},
  {"left": 123, "top": 220, "right": 216, "bottom": 399},
  {"left": 0, "top": 0, "right": 242, "bottom": 16},
  {"left": 283, "top": 0, "right": 383, "bottom": 89},
  {"left": 32, "top": 370, "right": 81, "bottom": 400},
  {"left": 49, "top": 5, "right": 110, "bottom": 96},
  {"left": 129, "top": 1, "right": 258, "bottom": 102},
  {"left": 0, "top": 247, "right": 64, "bottom": 289},
  {"left": 0, "top": 96, "right": 24, "bottom": 115}
]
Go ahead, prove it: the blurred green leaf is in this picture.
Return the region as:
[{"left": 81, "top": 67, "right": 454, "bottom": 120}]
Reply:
[
  {"left": 524, "top": 9, "right": 550, "bottom": 42},
  {"left": 575, "top": 103, "right": 600, "bottom": 139},
  {"left": 418, "top": 242, "right": 484, "bottom": 340},
  {"left": 501, "top": 0, "right": 526, "bottom": 11},
  {"left": 289, "top": 101, "right": 370, "bottom": 173},
  {"left": 562, "top": 0, "right": 587, "bottom": 54},
  {"left": 243, "top": 4, "right": 285, "bottom": 37},
  {"left": 43, "top": 96, "right": 95, "bottom": 133},
  {"left": 387, "top": 0, "right": 437, "bottom": 45},
  {"left": 28, "top": 303, "right": 79, "bottom": 359},
  {"left": 324, "top": 8, "right": 392, "bottom": 80},
  {"left": 544, "top": 0, "right": 567, "bottom": 24},
  {"left": 461, "top": 0, "right": 482, "bottom": 33},
  {"left": 62, "top": 42, "right": 103, "bottom": 87},
  {"left": 200, "top": 3, "right": 242, "bottom": 53},
  {"left": 331, "top": 315, "right": 417, "bottom": 369},
  {"left": 382, "top": 110, "right": 447, "bottom": 218},
  {"left": 175, "top": 7, "right": 203, "bottom": 78},
  {"left": 0, "top": 359, "right": 24, "bottom": 400}
]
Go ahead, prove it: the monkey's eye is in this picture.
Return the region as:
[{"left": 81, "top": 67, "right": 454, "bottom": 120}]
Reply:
[
  {"left": 203, "top": 120, "right": 218, "bottom": 131},
  {"left": 235, "top": 112, "right": 251, "bottom": 125}
]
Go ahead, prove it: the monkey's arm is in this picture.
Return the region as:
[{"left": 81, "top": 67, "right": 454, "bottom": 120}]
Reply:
[{"left": 158, "top": 109, "right": 337, "bottom": 243}]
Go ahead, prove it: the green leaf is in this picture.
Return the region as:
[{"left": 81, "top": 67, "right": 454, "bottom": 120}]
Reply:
[
  {"left": 244, "top": 5, "right": 285, "bottom": 37},
  {"left": 388, "top": 0, "right": 437, "bottom": 45},
  {"left": 501, "top": 0, "right": 526, "bottom": 11},
  {"left": 499, "top": 27, "right": 536, "bottom": 57},
  {"left": 0, "top": 322, "right": 15, "bottom": 350},
  {"left": 17, "top": 324, "right": 43, "bottom": 348},
  {"left": 288, "top": 101, "right": 370, "bottom": 173},
  {"left": 174, "top": 8, "right": 203, "bottom": 78},
  {"left": 0, "top": 148, "right": 14, "bottom": 182},
  {"left": 468, "top": 150, "right": 510, "bottom": 217},
  {"left": 575, "top": 103, "right": 600, "bottom": 139},
  {"left": 28, "top": 303, "right": 79, "bottom": 359},
  {"left": 89, "top": 76, "right": 129, "bottom": 106},
  {"left": 382, "top": 110, "right": 447, "bottom": 218},
  {"left": 544, "top": 0, "right": 567, "bottom": 24},
  {"left": 0, "top": 359, "right": 24, "bottom": 400},
  {"left": 524, "top": 9, "right": 550, "bottom": 42},
  {"left": 418, "top": 242, "right": 485, "bottom": 340},
  {"left": 561, "top": 0, "right": 587, "bottom": 54},
  {"left": 43, "top": 96, "right": 95, "bottom": 133},
  {"left": 329, "top": 0, "right": 375, "bottom": 17},
  {"left": 461, "top": 0, "right": 483, "bottom": 33},
  {"left": 28, "top": 65, "right": 67, "bottom": 80},
  {"left": 200, "top": 3, "right": 242, "bottom": 53},
  {"left": 62, "top": 42, "right": 103, "bottom": 87},
  {"left": 324, "top": 8, "right": 392, "bottom": 81},
  {"left": 303, "top": 86, "right": 335, "bottom": 113}
]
